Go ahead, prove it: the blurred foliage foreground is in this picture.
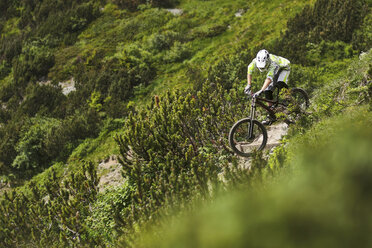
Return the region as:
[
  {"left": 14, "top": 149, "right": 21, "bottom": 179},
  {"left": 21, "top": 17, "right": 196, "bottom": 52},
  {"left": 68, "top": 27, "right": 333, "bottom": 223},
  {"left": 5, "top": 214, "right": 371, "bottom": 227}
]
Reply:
[{"left": 141, "top": 108, "right": 372, "bottom": 248}]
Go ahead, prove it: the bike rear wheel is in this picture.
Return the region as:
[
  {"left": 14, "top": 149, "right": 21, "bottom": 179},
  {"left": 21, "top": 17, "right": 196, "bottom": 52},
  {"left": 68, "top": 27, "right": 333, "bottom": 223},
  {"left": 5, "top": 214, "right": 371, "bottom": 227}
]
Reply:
[
  {"left": 229, "top": 118, "right": 268, "bottom": 157},
  {"left": 290, "top": 88, "right": 309, "bottom": 110},
  {"left": 283, "top": 88, "right": 309, "bottom": 124}
]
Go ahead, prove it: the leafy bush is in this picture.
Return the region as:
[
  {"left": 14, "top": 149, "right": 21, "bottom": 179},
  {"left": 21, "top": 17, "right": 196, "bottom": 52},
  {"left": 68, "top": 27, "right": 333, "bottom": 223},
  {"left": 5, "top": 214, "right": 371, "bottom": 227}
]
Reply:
[
  {"left": 207, "top": 49, "right": 254, "bottom": 90},
  {"left": 276, "top": 0, "right": 369, "bottom": 64},
  {"left": 137, "top": 105, "right": 372, "bottom": 248},
  {"left": 0, "top": 118, "right": 24, "bottom": 173},
  {"left": 147, "top": 30, "right": 181, "bottom": 51},
  {"left": 112, "top": 0, "right": 178, "bottom": 11},
  {"left": 163, "top": 41, "right": 191, "bottom": 63},
  {"left": 111, "top": 0, "right": 144, "bottom": 11},
  {"left": 113, "top": 82, "right": 251, "bottom": 244},
  {"left": 0, "top": 162, "right": 99, "bottom": 247},
  {"left": 190, "top": 23, "right": 227, "bottom": 39},
  {"left": 20, "top": 84, "right": 67, "bottom": 118},
  {"left": 352, "top": 13, "right": 372, "bottom": 51},
  {"left": 0, "top": 60, "right": 10, "bottom": 79},
  {"left": 1, "top": 107, "right": 102, "bottom": 178},
  {"left": 0, "top": 33, "right": 22, "bottom": 63},
  {"left": 86, "top": 183, "right": 133, "bottom": 243},
  {"left": 11, "top": 117, "right": 61, "bottom": 175},
  {"left": 12, "top": 41, "right": 55, "bottom": 89},
  {"left": 305, "top": 40, "right": 354, "bottom": 64},
  {"left": 34, "top": 1, "right": 101, "bottom": 40}
]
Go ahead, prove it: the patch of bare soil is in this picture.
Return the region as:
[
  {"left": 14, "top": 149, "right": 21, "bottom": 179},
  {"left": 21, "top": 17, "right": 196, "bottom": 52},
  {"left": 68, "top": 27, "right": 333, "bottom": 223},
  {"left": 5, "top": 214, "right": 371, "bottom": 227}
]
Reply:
[{"left": 97, "top": 155, "right": 125, "bottom": 192}]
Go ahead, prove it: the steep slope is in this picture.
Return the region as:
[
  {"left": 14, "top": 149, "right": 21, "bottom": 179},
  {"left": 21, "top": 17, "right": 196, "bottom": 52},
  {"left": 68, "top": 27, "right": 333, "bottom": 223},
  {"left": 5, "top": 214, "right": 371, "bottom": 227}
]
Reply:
[{"left": 0, "top": 0, "right": 370, "bottom": 247}]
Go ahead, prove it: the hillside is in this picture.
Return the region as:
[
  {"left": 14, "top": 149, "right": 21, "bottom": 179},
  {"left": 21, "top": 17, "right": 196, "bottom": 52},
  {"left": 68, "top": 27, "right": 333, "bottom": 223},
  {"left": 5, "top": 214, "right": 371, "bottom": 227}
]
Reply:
[{"left": 0, "top": 0, "right": 371, "bottom": 247}]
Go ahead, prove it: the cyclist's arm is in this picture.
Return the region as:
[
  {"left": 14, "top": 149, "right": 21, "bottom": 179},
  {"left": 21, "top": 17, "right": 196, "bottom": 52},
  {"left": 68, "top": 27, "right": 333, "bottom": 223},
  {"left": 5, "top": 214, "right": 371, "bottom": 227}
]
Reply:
[
  {"left": 247, "top": 74, "right": 252, "bottom": 86},
  {"left": 260, "top": 78, "right": 272, "bottom": 91}
]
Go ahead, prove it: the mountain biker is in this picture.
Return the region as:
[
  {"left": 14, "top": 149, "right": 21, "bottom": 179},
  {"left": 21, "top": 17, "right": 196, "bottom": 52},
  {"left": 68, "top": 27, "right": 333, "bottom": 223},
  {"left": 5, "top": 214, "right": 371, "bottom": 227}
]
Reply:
[{"left": 244, "top": 49, "right": 291, "bottom": 125}]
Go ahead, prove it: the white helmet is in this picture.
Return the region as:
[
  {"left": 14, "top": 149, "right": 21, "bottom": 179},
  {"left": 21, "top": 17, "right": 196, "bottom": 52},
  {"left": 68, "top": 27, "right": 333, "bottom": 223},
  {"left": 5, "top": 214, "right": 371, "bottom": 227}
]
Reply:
[{"left": 256, "top": 49, "right": 270, "bottom": 72}]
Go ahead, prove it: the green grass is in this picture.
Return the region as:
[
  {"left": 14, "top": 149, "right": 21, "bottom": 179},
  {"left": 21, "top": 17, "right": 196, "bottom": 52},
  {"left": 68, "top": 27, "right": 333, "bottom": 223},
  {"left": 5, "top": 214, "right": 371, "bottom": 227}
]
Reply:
[
  {"left": 1, "top": 17, "right": 21, "bottom": 38},
  {"left": 46, "top": 0, "right": 318, "bottom": 108}
]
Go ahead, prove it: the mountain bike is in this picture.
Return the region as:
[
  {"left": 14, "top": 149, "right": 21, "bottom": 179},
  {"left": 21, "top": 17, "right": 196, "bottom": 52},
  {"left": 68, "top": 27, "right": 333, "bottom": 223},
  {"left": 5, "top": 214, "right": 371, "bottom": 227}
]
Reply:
[{"left": 228, "top": 84, "right": 309, "bottom": 157}]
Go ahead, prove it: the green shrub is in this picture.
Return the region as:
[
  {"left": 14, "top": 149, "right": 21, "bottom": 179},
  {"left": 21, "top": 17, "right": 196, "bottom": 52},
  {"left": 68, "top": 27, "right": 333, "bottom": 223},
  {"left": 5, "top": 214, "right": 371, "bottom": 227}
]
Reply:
[
  {"left": 276, "top": 0, "right": 369, "bottom": 64},
  {"left": 138, "top": 108, "right": 372, "bottom": 248},
  {"left": 112, "top": 82, "right": 252, "bottom": 244},
  {"left": 352, "top": 13, "right": 372, "bottom": 51},
  {"left": 13, "top": 41, "right": 55, "bottom": 89},
  {"left": 207, "top": 49, "right": 254, "bottom": 90},
  {"left": 190, "top": 23, "right": 227, "bottom": 39},
  {"left": 11, "top": 117, "right": 61, "bottom": 175},
  {"left": 35, "top": 1, "right": 101, "bottom": 39},
  {"left": 5, "top": 107, "right": 102, "bottom": 178},
  {"left": 20, "top": 84, "right": 67, "bottom": 118},
  {"left": 0, "top": 162, "right": 99, "bottom": 247},
  {"left": 305, "top": 40, "right": 354, "bottom": 65},
  {"left": 112, "top": 0, "right": 178, "bottom": 11},
  {"left": 86, "top": 183, "right": 133, "bottom": 243},
  {"left": 0, "top": 118, "right": 25, "bottom": 171},
  {"left": 163, "top": 41, "right": 191, "bottom": 63},
  {"left": 0, "top": 33, "right": 22, "bottom": 62},
  {"left": 147, "top": 31, "right": 181, "bottom": 51},
  {"left": 0, "top": 60, "right": 10, "bottom": 79}
]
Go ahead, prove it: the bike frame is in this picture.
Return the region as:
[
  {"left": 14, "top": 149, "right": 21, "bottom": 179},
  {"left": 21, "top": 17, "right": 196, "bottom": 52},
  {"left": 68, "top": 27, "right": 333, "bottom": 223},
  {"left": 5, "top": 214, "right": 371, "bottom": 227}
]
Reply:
[{"left": 248, "top": 86, "right": 287, "bottom": 138}]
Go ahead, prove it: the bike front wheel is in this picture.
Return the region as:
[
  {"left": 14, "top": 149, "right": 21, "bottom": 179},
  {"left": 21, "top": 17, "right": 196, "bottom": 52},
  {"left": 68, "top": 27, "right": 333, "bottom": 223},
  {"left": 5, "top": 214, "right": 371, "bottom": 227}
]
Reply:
[{"left": 229, "top": 118, "right": 268, "bottom": 157}]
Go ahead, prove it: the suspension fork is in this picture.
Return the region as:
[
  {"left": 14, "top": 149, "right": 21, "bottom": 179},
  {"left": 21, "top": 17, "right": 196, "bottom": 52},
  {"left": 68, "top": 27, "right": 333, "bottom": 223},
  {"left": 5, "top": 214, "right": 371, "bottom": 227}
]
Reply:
[{"left": 249, "top": 97, "right": 256, "bottom": 139}]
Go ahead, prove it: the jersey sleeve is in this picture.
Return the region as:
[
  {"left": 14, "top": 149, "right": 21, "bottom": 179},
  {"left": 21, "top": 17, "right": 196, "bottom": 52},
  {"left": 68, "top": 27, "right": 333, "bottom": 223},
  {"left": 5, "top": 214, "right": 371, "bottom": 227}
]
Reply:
[
  {"left": 247, "top": 60, "right": 256, "bottom": 75},
  {"left": 266, "top": 63, "right": 280, "bottom": 81}
]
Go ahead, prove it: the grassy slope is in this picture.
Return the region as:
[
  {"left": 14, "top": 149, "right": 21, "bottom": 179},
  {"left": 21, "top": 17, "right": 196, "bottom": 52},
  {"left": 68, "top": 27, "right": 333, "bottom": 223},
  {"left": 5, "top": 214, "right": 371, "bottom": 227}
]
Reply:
[
  {"left": 1, "top": 0, "right": 369, "bottom": 245},
  {"left": 146, "top": 0, "right": 316, "bottom": 97},
  {"left": 48, "top": 0, "right": 315, "bottom": 101},
  {"left": 31, "top": 0, "right": 317, "bottom": 185}
]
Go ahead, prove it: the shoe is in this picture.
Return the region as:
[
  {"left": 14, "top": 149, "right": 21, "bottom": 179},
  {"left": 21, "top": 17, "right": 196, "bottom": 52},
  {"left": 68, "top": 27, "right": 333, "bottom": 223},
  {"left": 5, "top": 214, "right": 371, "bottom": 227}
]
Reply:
[{"left": 262, "top": 116, "right": 276, "bottom": 126}]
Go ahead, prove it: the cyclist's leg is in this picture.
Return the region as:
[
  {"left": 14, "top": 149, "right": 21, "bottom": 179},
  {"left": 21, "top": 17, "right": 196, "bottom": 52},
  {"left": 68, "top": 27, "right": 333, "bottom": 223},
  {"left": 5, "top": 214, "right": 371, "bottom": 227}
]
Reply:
[
  {"left": 262, "top": 70, "right": 289, "bottom": 125},
  {"left": 264, "top": 90, "right": 274, "bottom": 101},
  {"left": 264, "top": 68, "right": 282, "bottom": 101},
  {"left": 277, "top": 69, "right": 290, "bottom": 88},
  {"left": 263, "top": 82, "right": 276, "bottom": 125},
  {"left": 264, "top": 74, "right": 278, "bottom": 105}
]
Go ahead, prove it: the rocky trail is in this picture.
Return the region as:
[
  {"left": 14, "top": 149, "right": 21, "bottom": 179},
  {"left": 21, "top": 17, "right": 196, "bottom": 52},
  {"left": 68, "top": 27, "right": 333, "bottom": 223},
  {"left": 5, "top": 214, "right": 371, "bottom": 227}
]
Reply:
[{"left": 239, "top": 122, "right": 288, "bottom": 167}]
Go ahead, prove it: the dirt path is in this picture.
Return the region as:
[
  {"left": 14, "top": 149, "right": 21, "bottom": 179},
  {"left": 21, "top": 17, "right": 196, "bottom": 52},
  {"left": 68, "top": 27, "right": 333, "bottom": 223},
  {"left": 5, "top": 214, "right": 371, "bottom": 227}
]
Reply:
[
  {"left": 265, "top": 122, "right": 288, "bottom": 150},
  {"left": 239, "top": 122, "right": 288, "bottom": 167}
]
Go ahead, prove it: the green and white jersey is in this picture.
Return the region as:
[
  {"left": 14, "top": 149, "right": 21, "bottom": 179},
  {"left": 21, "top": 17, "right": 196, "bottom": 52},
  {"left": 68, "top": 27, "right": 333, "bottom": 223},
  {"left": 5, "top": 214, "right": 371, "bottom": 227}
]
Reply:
[{"left": 247, "top": 54, "right": 290, "bottom": 81}]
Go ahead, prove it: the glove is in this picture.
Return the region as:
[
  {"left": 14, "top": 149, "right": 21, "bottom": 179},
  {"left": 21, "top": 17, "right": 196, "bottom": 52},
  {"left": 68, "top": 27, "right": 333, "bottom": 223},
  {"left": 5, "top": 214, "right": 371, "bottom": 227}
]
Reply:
[
  {"left": 253, "top": 90, "right": 263, "bottom": 98},
  {"left": 244, "top": 85, "right": 251, "bottom": 94}
]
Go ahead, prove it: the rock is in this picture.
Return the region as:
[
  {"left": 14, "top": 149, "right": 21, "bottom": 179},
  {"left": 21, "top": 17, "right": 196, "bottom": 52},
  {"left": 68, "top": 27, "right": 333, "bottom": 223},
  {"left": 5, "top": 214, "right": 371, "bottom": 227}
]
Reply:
[
  {"left": 166, "top": 8, "right": 183, "bottom": 16},
  {"left": 59, "top": 78, "right": 76, "bottom": 95},
  {"left": 235, "top": 9, "right": 245, "bottom": 17}
]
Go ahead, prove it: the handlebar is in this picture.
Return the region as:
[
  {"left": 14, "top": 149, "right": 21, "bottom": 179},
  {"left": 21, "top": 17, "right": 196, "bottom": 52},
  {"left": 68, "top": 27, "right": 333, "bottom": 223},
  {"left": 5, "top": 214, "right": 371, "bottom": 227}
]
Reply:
[{"left": 245, "top": 91, "right": 258, "bottom": 99}]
